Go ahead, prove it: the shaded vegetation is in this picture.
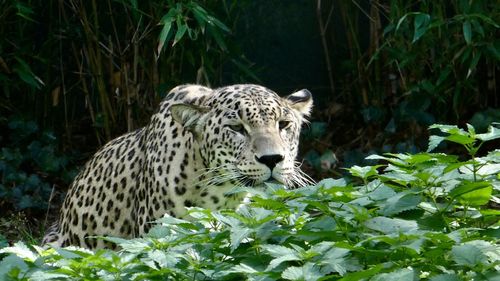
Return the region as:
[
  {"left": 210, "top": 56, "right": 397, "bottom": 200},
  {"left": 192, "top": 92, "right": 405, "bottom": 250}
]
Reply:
[{"left": 308, "top": 0, "right": 499, "bottom": 172}]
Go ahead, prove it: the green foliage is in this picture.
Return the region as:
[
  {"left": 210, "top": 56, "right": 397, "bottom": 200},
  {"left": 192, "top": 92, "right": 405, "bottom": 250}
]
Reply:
[
  {"left": 1, "top": 123, "right": 499, "bottom": 280},
  {"left": 319, "top": 0, "right": 499, "bottom": 151},
  {"left": 380, "top": 0, "right": 499, "bottom": 120},
  {"left": 0, "top": 117, "right": 76, "bottom": 211},
  {"left": 0, "top": 0, "right": 255, "bottom": 144},
  {"left": 157, "top": 1, "right": 231, "bottom": 54}
]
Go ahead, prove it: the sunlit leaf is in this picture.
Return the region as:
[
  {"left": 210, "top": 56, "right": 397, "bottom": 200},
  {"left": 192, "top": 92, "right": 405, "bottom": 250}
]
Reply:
[
  {"left": 230, "top": 225, "right": 252, "bottom": 251},
  {"left": 379, "top": 192, "right": 421, "bottom": 216},
  {"left": 364, "top": 217, "right": 418, "bottom": 234},
  {"left": 428, "top": 135, "right": 445, "bottom": 152},
  {"left": 445, "top": 133, "right": 475, "bottom": 145},
  {"left": 371, "top": 268, "right": 416, "bottom": 281},
  {"left": 348, "top": 165, "right": 380, "bottom": 180},
  {"left": 321, "top": 247, "right": 356, "bottom": 275},
  {"left": 0, "top": 242, "right": 37, "bottom": 261},
  {"left": 429, "top": 274, "right": 462, "bottom": 281},
  {"left": 266, "top": 254, "right": 301, "bottom": 271},
  {"left": 282, "top": 263, "right": 322, "bottom": 281},
  {"left": 451, "top": 243, "right": 488, "bottom": 266},
  {"left": 449, "top": 181, "right": 492, "bottom": 206},
  {"left": 225, "top": 263, "right": 259, "bottom": 274},
  {"left": 261, "top": 244, "right": 298, "bottom": 258},
  {"left": 476, "top": 125, "right": 500, "bottom": 141}
]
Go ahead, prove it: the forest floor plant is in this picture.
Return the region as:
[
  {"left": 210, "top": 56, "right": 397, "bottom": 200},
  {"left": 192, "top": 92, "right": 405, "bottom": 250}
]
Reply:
[{"left": 1, "top": 123, "right": 499, "bottom": 280}]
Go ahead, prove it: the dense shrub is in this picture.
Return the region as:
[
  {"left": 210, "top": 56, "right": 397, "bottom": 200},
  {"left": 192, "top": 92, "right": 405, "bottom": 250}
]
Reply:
[
  {"left": 0, "top": 117, "right": 76, "bottom": 212},
  {"left": 1, "top": 124, "right": 498, "bottom": 280}
]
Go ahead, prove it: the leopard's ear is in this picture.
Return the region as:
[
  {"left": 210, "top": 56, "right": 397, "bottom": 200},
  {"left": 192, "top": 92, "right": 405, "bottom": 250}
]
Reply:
[
  {"left": 285, "top": 89, "right": 313, "bottom": 117},
  {"left": 170, "top": 104, "right": 209, "bottom": 129}
]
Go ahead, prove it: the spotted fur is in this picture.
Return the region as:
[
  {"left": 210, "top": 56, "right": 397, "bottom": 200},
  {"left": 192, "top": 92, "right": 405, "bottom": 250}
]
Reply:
[{"left": 43, "top": 84, "right": 313, "bottom": 248}]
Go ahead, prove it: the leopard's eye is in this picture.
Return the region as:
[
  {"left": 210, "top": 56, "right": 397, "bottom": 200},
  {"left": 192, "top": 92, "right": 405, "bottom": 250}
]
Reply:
[
  {"left": 278, "top": 120, "right": 291, "bottom": 130},
  {"left": 227, "top": 124, "right": 246, "bottom": 135}
]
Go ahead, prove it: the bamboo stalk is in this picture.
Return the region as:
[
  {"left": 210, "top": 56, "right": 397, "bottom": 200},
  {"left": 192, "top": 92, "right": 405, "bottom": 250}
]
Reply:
[{"left": 316, "top": 0, "right": 335, "bottom": 96}]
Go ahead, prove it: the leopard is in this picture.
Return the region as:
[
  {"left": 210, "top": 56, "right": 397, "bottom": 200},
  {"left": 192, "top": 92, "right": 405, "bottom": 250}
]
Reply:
[{"left": 42, "top": 84, "right": 313, "bottom": 249}]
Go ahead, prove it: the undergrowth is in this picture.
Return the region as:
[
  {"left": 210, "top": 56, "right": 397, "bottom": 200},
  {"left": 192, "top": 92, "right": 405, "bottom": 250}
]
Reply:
[{"left": 0, "top": 123, "right": 499, "bottom": 280}]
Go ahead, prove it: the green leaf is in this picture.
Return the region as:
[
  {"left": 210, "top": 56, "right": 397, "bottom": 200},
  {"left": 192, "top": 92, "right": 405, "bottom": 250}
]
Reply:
[
  {"left": 0, "top": 242, "right": 37, "bottom": 261},
  {"left": 379, "top": 170, "right": 418, "bottom": 184},
  {"left": 266, "top": 254, "right": 301, "bottom": 271},
  {"left": 0, "top": 255, "right": 29, "bottom": 280},
  {"left": 476, "top": 125, "right": 500, "bottom": 141},
  {"left": 366, "top": 184, "right": 397, "bottom": 201},
  {"left": 321, "top": 247, "right": 356, "bottom": 275},
  {"left": 417, "top": 213, "right": 447, "bottom": 231},
  {"left": 483, "top": 149, "right": 500, "bottom": 163},
  {"left": 379, "top": 192, "right": 421, "bottom": 216},
  {"left": 318, "top": 178, "right": 348, "bottom": 188},
  {"left": 463, "top": 20, "right": 472, "bottom": 44},
  {"left": 371, "top": 268, "right": 416, "bottom": 281},
  {"left": 15, "top": 2, "right": 35, "bottom": 22},
  {"left": 207, "top": 24, "right": 228, "bottom": 52},
  {"left": 13, "top": 57, "right": 44, "bottom": 89},
  {"left": 475, "top": 163, "right": 500, "bottom": 176},
  {"left": 261, "top": 244, "right": 298, "bottom": 258},
  {"left": 444, "top": 160, "right": 473, "bottom": 173},
  {"left": 428, "top": 135, "right": 446, "bottom": 152},
  {"left": 191, "top": 4, "right": 208, "bottom": 31},
  {"left": 145, "top": 250, "right": 179, "bottom": 268},
  {"left": 366, "top": 154, "right": 407, "bottom": 166},
  {"left": 30, "top": 272, "right": 72, "bottom": 280},
  {"left": 207, "top": 15, "right": 231, "bottom": 33},
  {"left": 282, "top": 263, "right": 322, "bottom": 281},
  {"left": 364, "top": 217, "right": 418, "bottom": 234},
  {"left": 445, "top": 133, "right": 475, "bottom": 146},
  {"left": 467, "top": 53, "right": 481, "bottom": 79},
  {"left": 429, "top": 124, "right": 460, "bottom": 132},
  {"left": 226, "top": 263, "right": 259, "bottom": 274},
  {"left": 395, "top": 13, "right": 412, "bottom": 32},
  {"left": 55, "top": 248, "right": 89, "bottom": 259},
  {"left": 230, "top": 225, "right": 252, "bottom": 251},
  {"left": 451, "top": 243, "right": 488, "bottom": 266},
  {"left": 173, "top": 19, "right": 188, "bottom": 46},
  {"left": 429, "top": 274, "right": 462, "bottom": 281},
  {"left": 449, "top": 181, "right": 492, "bottom": 206},
  {"left": 413, "top": 13, "right": 430, "bottom": 43},
  {"left": 157, "top": 21, "right": 173, "bottom": 55},
  {"left": 348, "top": 165, "right": 380, "bottom": 180},
  {"left": 339, "top": 264, "right": 384, "bottom": 281}
]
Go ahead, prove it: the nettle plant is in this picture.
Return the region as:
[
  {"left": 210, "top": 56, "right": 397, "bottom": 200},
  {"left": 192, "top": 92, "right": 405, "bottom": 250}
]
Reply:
[{"left": 1, "top": 123, "right": 499, "bottom": 280}]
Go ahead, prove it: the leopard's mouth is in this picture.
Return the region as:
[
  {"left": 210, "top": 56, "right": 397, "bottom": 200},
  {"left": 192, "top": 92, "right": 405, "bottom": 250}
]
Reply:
[{"left": 251, "top": 175, "right": 284, "bottom": 186}]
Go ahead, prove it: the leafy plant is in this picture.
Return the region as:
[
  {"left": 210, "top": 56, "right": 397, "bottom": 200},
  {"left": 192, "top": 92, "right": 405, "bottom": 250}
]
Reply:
[
  {"left": 1, "top": 123, "right": 499, "bottom": 280},
  {"left": 0, "top": 0, "right": 256, "bottom": 146},
  {"left": 0, "top": 117, "right": 76, "bottom": 212},
  {"left": 316, "top": 0, "right": 499, "bottom": 156}
]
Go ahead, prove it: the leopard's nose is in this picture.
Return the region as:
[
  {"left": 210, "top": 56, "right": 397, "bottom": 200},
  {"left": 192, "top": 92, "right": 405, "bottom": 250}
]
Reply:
[{"left": 255, "top": 154, "right": 284, "bottom": 170}]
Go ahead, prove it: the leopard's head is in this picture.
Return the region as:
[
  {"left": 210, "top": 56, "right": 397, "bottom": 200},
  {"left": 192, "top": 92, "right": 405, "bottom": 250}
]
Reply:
[{"left": 171, "top": 84, "right": 313, "bottom": 188}]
